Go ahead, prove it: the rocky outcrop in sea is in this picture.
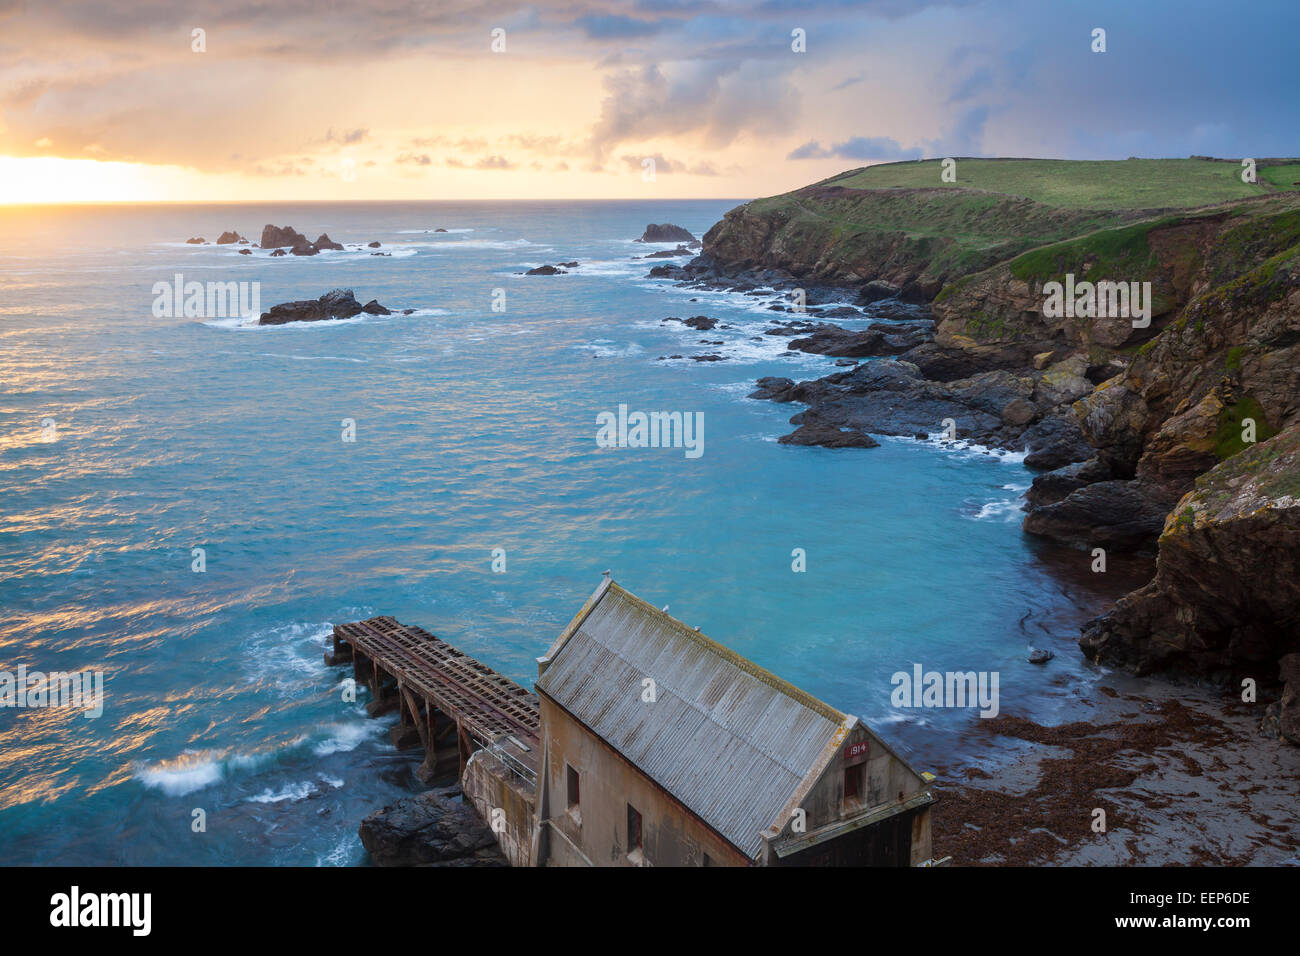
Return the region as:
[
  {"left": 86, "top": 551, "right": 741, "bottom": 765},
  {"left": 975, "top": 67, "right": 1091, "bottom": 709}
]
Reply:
[
  {"left": 636, "top": 223, "right": 696, "bottom": 243},
  {"left": 258, "top": 289, "right": 403, "bottom": 325}
]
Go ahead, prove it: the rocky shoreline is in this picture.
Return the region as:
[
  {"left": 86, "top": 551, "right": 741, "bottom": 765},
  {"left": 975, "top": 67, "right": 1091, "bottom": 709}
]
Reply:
[{"left": 648, "top": 196, "right": 1300, "bottom": 745}]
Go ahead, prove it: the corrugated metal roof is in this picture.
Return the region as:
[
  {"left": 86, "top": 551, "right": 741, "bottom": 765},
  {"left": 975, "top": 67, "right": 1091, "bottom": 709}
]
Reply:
[{"left": 535, "top": 583, "right": 846, "bottom": 859}]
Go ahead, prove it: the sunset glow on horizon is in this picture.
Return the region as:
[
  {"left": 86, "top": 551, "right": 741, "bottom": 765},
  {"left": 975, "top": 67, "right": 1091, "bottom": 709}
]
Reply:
[{"left": 2, "top": 1, "right": 1298, "bottom": 204}]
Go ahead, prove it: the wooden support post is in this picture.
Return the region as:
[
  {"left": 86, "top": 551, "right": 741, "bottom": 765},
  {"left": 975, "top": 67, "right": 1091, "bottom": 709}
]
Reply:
[{"left": 325, "top": 628, "right": 353, "bottom": 667}]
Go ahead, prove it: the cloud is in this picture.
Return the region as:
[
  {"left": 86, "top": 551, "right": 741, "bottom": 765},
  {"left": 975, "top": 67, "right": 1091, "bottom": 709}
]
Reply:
[
  {"left": 618, "top": 152, "right": 719, "bottom": 175},
  {"left": 831, "top": 75, "right": 863, "bottom": 91},
  {"left": 446, "top": 154, "right": 517, "bottom": 170},
  {"left": 588, "top": 60, "right": 801, "bottom": 163},
  {"left": 789, "top": 104, "right": 991, "bottom": 162},
  {"left": 787, "top": 136, "right": 922, "bottom": 161},
  {"left": 396, "top": 153, "right": 432, "bottom": 165},
  {"left": 326, "top": 127, "right": 369, "bottom": 144}
]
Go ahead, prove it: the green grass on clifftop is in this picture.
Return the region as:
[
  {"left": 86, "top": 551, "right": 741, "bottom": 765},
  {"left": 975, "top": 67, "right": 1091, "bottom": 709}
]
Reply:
[{"left": 826, "top": 158, "right": 1297, "bottom": 209}]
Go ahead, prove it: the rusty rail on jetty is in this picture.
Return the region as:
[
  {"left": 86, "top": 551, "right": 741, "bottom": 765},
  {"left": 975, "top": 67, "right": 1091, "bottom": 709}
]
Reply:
[{"left": 328, "top": 616, "right": 540, "bottom": 785}]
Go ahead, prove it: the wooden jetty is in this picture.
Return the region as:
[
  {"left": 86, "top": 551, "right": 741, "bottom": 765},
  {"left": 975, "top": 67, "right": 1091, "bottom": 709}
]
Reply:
[{"left": 328, "top": 616, "right": 540, "bottom": 786}]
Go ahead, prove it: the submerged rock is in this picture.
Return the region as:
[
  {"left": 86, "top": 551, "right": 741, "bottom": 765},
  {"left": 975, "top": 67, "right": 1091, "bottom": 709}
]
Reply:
[
  {"left": 663, "top": 315, "right": 718, "bottom": 331},
  {"left": 358, "top": 786, "right": 507, "bottom": 867},
  {"left": 642, "top": 245, "right": 694, "bottom": 259},
  {"left": 779, "top": 418, "right": 880, "bottom": 448},
  {"left": 524, "top": 264, "right": 566, "bottom": 275}
]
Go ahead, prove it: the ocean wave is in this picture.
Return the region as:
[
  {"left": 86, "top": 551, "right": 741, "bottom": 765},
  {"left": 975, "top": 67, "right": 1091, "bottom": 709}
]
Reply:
[
  {"left": 134, "top": 748, "right": 275, "bottom": 797},
  {"left": 574, "top": 339, "right": 644, "bottom": 359},
  {"left": 311, "top": 721, "right": 382, "bottom": 757},
  {"left": 907, "top": 434, "right": 1029, "bottom": 465},
  {"left": 134, "top": 718, "right": 378, "bottom": 796},
  {"left": 246, "top": 781, "right": 318, "bottom": 803},
  {"left": 573, "top": 258, "right": 654, "bottom": 278},
  {"left": 396, "top": 228, "right": 474, "bottom": 234},
  {"left": 965, "top": 497, "right": 1027, "bottom": 522},
  {"left": 315, "top": 836, "right": 356, "bottom": 867},
  {"left": 201, "top": 314, "right": 260, "bottom": 330},
  {"left": 238, "top": 621, "right": 335, "bottom": 694}
]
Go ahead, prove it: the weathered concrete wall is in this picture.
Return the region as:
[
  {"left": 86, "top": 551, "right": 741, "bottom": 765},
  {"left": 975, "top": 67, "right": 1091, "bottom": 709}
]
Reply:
[
  {"left": 537, "top": 695, "right": 751, "bottom": 867},
  {"left": 462, "top": 750, "right": 537, "bottom": 868}
]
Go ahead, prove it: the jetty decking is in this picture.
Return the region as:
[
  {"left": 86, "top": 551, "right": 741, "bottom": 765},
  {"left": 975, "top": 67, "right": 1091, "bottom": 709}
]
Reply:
[{"left": 329, "top": 616, "right": 540, "bottom": 785}]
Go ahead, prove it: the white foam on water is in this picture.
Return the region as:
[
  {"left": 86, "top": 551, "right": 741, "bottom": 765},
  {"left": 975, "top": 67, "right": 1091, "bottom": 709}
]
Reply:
[
  {"left": 201, "top": 314, "right": 261, "bottom": 330},
  {"left": 909, "top": 434, "right": 1030, "bottom": 466},
  {"left": 311, "top": 721, "right": 382, "bottom": 757},
  {"left": 134, "top": 746, "right": 277, "bottom": 797},
  {"left": 966, "top": 496, "right": 1027, "bottom": 522},
  {"left": 232, "top": 312, "right": 390, "bottom": 332},
  {"left": 247, "top": 781, "right": 318, "bottom": 803},
  {"left": 315, "top": 836, "right": 356, "bottom": 867},
  {"left": 573, "top": 258, "right": 653, "bottom": 279},
  {"left": 239, "top": 621, "right": 335, "bottom": 694},
  {"left": 574, "top": 339, "right": 644, "bottom": 359},
  {"left": 134, "top": 754, "right": 224, "bottom": 796},
  {"left": 254, "top": 352, "right": 368, "bottom": 363},
  {"left": 396, "top": 228, "right": 474, "bottom": 234}
]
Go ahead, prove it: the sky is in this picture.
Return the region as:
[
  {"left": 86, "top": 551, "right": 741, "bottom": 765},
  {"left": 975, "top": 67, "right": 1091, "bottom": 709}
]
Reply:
[{"left": 1, "top": 0, "right": 1298, "bottom": 202}]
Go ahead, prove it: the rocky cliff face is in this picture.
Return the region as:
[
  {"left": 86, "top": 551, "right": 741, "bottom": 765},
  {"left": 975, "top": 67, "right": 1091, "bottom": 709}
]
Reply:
[
  {"left": 1079, "top": 423, "right": 1300, "bottom": 740},
  {"left": 700, "top": 179, "right": 1300, "bottom": 734},
  {"left": 1020, "top": 203, "right": 1300, "bottom": 553}
]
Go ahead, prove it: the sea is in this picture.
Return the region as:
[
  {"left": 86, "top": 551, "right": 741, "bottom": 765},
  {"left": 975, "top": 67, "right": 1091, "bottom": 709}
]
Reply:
[{"left": 0, "top": 200, "right": 1144, "bottom": 864}]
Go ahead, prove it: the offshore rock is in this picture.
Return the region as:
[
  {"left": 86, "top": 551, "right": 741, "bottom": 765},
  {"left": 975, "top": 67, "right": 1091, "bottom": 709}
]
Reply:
[
  {"left": 637, "top": 223, "right": 695, "bottom": 243},
  {"left": 259, "top": 289, "right": 391, "bottom": 325},
  {"left": 261, "top": 223, "right": 310, "bottom": 248},
  {"left": 358, "top": 787, "right": 507, "bottom": 867}
]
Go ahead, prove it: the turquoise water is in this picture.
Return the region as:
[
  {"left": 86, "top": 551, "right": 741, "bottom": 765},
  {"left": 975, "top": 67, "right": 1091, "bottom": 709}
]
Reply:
[{"left": 0, "top": 201, "right": 1136, "bottom": 864}]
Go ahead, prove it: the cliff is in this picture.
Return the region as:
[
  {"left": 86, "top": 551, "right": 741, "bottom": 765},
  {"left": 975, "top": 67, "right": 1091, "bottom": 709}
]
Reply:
[{"left": 691, "top": 158, "right": 1300, "bottom": 729}]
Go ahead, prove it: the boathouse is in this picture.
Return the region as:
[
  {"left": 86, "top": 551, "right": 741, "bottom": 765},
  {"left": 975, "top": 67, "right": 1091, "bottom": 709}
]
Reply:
[{"left": 529, "top": 579, "right": 935, "bottom": 866}]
